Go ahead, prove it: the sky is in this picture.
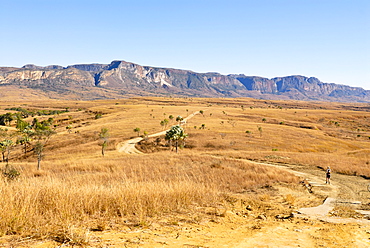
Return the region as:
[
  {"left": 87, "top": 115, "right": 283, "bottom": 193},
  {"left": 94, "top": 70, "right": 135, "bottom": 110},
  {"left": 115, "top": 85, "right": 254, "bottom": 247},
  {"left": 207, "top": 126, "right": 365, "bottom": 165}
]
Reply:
[{"left": 1, "top": 0, "right": 369, "bottom": 89}]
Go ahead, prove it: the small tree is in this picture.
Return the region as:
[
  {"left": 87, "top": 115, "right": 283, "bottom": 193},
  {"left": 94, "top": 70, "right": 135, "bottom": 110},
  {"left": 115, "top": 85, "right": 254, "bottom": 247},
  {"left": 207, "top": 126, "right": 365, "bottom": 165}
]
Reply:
[
  {"left": 134, "top": 127, "right": 141, "bottom": 137},
  {"left": 4, "top": 113, "right": 15, "bottom": 126},
  {"left": 176, "top": 116, "right": 183, "bottom": 124},
  {"left": 160, "top": 119, "right": 169, "bottom": 129},
  {"left": 31, "top": 122, "right": 56, "bottom": 170},
  {"left": 143, "top": 131, "right": 148, "bottom": 140},
  {"left": 16, "top": 118, "right": 30, "bottom": 132},
  {"left": 17, "top": 135, "right": 32, "bottom": 155},
  {"left": 165, "top": 125, "right": 188, "bottom": 153},
  {"left": 99, "top": 128, "right": 109, "bottom": 157},
  {"left": 0, "top": 140, "right": 13, "bottom": 166},
  {"left": 66, "top": 125, "right": 72, "bottom": 134},
  {"left": 257, "top": 126, "right": 263, "bottom": 137},
  {"left": 16, "top": 120, "right": 33, "bottom": 155},
  {"left": 34, "top": 142, "right": 44, "bottom": 170},
  {"left": 0, "top": 128, "right": 16, "bottom": 167},
  {"left": 0, "top": 141, "right": 6, "bottom": 162}
]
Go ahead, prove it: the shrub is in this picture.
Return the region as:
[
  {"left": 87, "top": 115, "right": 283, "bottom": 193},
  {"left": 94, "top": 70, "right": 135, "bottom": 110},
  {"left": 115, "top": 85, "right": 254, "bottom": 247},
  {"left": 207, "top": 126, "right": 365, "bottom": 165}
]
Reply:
[{"left": 2, "top": 166, "right": 20, "bottom": 181}]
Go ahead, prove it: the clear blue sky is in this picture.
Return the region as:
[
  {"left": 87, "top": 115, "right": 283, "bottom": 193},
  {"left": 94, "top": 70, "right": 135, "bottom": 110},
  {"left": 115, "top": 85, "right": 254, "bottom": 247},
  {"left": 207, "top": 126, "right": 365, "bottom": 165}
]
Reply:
[{"left": 1, "top": 0, "right": 369, "bottom": 89}]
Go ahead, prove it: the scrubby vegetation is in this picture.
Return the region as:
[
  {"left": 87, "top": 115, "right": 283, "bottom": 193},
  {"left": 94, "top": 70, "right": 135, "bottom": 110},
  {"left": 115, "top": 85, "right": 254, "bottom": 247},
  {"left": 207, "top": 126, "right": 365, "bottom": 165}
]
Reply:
[{"left": 0, "top": 97, "right": 369, "bottom": 246}]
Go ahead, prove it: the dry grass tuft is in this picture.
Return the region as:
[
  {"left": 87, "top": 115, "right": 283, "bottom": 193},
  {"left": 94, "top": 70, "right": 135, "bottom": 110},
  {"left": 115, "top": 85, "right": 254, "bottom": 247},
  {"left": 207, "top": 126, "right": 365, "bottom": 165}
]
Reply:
[{"left": 0, "top": 153, "right": 298, "bottom": 238}]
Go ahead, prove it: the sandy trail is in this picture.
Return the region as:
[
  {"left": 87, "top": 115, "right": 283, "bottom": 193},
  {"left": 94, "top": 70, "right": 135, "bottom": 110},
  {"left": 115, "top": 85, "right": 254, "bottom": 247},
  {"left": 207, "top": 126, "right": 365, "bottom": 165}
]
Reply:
[
  {"left": 242, "top": 159, "right": 370, "bottom": 225},
  {"left": 117, "top": 114, "right": 370, "bottom": 223},
  {"left": 113, "top": 114, "right": 370, "bottom": 247},
  {"left": 116, "top": 111, "right": 199, "bottom": 154},
  {"left": 231, "top": 159, "right": 370, "bottom": 247}
]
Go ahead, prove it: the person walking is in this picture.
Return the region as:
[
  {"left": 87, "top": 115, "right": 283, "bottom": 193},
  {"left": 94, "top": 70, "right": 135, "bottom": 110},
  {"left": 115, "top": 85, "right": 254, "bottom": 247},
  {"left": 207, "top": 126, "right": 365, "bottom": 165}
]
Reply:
[{"left": 326, "top": 166, "right": 331, "bottom": 184}]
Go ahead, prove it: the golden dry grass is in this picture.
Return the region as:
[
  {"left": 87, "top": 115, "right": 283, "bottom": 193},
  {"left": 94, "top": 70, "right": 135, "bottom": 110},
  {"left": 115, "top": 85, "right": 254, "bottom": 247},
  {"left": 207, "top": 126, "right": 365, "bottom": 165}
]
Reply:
[
  {"left": 1, "top": 96, "right": 370, "bottom": 245},
  {"left": 1, "top": 153, "right": 298, "bottom": 237}
]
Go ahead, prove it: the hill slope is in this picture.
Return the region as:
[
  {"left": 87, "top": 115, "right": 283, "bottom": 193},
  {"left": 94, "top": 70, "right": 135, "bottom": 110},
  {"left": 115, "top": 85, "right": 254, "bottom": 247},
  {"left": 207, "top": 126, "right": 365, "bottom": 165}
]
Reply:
[{"left": 1, "top": 60, "right": 369, "bottom": 102}]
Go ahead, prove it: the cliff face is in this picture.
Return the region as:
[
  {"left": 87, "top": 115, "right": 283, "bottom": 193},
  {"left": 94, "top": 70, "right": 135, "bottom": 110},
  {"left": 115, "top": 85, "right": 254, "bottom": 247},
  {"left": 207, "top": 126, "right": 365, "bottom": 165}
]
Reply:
[
  {"left": 1, "top": 67, "right": 95, "bottom": 87},
  {"left": 95, "top": 61, "right": 245, "bottom": 96},
  {"left": 232, "top": 75, "right": 278, "bottom": 93},
  {"left": 229, "top": 74, "right": 370, "bottom": 102},
  {"left": 0, "top": 60, "right": 369, "bottom": 102}
]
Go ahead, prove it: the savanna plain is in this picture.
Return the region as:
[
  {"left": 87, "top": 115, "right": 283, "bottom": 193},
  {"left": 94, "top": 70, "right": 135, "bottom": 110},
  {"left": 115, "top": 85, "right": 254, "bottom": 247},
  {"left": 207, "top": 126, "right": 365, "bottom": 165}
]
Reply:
[{"left": 0, "top": 97, "right": 370, "bottom": 247}]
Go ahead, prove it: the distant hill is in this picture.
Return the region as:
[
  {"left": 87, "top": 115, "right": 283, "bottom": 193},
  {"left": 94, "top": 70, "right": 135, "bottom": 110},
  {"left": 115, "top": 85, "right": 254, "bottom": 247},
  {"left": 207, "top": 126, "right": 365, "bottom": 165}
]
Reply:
[{"left": 0, "top": 60, "right": 369, "bottom": 102}]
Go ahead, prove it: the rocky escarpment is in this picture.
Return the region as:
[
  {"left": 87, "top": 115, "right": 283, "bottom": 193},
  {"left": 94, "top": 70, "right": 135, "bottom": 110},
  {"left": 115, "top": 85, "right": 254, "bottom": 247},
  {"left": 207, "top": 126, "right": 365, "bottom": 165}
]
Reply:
[
  {"left": 0, "top": 60, "right": 369, "bottom": 102},
  {"left": 231, "top": 74, "right": 370, "bottom": 102},
  {"left": 1, "top": 67, "right": 95, "bottom": 87}
]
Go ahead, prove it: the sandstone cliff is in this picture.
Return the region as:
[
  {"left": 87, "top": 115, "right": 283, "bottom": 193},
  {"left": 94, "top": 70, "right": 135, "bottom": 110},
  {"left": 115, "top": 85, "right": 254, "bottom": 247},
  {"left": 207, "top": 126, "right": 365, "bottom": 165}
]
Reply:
[{"left": 0, "top": 60, "right": 369, "bottom": 102}]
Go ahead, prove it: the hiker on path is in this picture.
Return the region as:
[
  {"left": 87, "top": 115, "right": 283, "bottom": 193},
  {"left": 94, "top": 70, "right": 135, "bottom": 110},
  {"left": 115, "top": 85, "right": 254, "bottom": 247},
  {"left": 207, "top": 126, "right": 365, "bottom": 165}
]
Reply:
[{"left": 326, "top": 166, "right": 331, "bottom": 184}]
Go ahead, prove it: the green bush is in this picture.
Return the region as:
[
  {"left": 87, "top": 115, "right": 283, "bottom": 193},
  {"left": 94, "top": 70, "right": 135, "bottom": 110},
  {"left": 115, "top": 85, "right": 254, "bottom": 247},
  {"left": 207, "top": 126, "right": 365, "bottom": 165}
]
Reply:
[{"left": 2, "top": 166, "right": 20, "bottom": 181}]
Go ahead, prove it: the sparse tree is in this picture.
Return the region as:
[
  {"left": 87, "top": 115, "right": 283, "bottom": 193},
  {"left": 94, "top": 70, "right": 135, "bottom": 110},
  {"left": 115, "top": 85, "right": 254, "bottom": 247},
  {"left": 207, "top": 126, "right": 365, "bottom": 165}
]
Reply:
[
  {"left": 99, "top": 128, "right": 109, "bottom": 157},
  {"left": 0, "top": 113, "right": 15, "bottom": 126},
  {"left": 134, "top": 127, "right": 141, "bottom": 137},
  {"left": 0, "top": 128, "right": 16, "bottom": 166},
  {"left": 257, "top": 126, "right": 263, "bottom": 137},
  {"left": 31, "top": 121, "right": 56, "bottom": 170},
  {"left": 0, "top": 140, "right": 13, "bottom": 165},
  {"left": 16, "top": 118, "right": 29, "bottom": 132},
  {"left": 176, "top": 115, "right": 183, "bottom": 125},
  {"left": 17, "top": 135, "right": 32, "bottom": 155},
  {"left": 4, "top": 113, "right": 15, "bottom": 126},
  {"left": 160, "top": 119, "right": 169, "bottom": 129},
  {"left": 165, "top": 125, "right": 188, "bottom": 153},
  {"left": 16, "top": 119, "right": 33, "bottom": 155},
  {"left": 143, "top": 131, "right": 148, "bottom": 140},
  {"left": 0, "top": 141, "right": 6, "bottom": 162},
  {"left": 66, "top": 125, "right": 72, "bottom": 133}
]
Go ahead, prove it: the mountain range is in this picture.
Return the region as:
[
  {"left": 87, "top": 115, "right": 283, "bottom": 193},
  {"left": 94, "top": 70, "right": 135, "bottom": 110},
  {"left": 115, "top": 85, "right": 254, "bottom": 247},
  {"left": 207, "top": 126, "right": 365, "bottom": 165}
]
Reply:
[{"left": 0, "top": 60, "right": 369, "bottom": 102}]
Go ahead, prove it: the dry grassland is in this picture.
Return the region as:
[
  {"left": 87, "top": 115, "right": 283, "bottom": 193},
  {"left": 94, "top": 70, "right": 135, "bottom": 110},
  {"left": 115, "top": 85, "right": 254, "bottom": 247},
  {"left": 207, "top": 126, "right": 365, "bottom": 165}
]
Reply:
[{"left": 0, "top": 97, "right": 369, "bottom": 246}]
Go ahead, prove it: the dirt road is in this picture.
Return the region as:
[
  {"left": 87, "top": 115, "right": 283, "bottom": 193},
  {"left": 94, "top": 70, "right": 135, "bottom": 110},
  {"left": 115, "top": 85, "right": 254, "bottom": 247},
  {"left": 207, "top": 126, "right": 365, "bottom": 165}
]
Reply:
[
  {"left": 244, "top": 159, "right": 370, "bottom": 223},
  {"left": 216, "top": 159, "right": 370, "bottom": 247},
  {"left": 117, "top": 111, "right": 199, "bottom": 154},
  {"left": 113, "top": 112, "right": 370, "bottom": 247}
]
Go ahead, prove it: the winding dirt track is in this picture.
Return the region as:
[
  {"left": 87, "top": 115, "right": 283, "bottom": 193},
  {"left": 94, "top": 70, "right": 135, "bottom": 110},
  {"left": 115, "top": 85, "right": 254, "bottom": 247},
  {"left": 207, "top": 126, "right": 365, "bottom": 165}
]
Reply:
[
  {"left": 232, "top": 160, "right": 370, "bottom": 247},
  {"left": 117, "top": 110, "right": 370, "bottom": 223},
  {"left": 244, "top": 159, "right": 370, "bottom": 224},
  {"left": 116, "top": 111, "right": 199, "bottom": 154},
  {"left": 118, "top": 126, "right": 370, "bottom": 224},
  {"left": 113, "top": 116, "right": 370, "bottom": 247}
]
